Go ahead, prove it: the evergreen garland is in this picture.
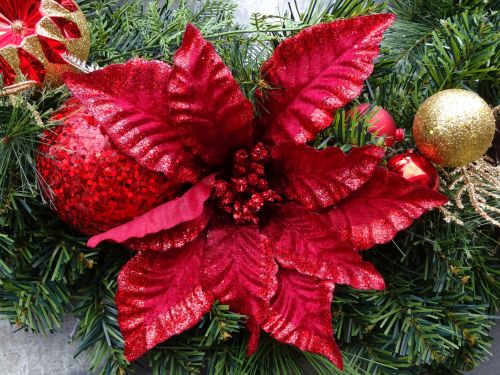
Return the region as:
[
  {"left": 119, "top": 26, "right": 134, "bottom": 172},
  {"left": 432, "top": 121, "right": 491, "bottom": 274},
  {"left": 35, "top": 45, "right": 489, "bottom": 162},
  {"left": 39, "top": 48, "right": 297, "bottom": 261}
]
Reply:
[{"left": 0, "top": 0, "right": 498, "bottom": 374}]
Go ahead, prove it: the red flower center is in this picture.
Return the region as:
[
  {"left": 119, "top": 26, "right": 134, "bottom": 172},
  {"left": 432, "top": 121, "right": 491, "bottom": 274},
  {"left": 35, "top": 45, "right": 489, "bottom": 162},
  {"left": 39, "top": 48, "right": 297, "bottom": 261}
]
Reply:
[
  {"left": 0, "top": 0, "right": 42, "bottom": 47},
  {"left": 212, "top": 143, "right": 281, "bottom": 224}
]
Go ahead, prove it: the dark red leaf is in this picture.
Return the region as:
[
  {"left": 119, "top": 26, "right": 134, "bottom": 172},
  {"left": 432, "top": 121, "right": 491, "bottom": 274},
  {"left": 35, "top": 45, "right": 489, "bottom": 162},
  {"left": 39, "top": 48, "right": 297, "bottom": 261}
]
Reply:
[
  {"left": 272, "top": 144, "right": 385, "bottom": 210},
  {"left": 260, "top": 14, "right": 395, "bottom": 144},
  {"left": 202, "top": 222, "right": 278, "bottom": 352},
  {"left": 169, "top": 24, "right": 253, "bottom": 165},
  {"left": 116, "top": 238, "right": 214, "bottom": 362},
  {"left": 325, "top": 167, "right": 448, "bottom": 250},
  {"left": 262, "top": 269, "right": 343, "bottom": 368},
  {"left": 87, "top": 175, "right": 215, "bottom": 248},
  {"left": 64, "top": 59, "right": 199, "bottom": 183},
  {"left": 265, "top": 204, "right": 385, "bottom": 290},
  {"left": 125, "top": 206, "right": 213, "bottom": 252}
]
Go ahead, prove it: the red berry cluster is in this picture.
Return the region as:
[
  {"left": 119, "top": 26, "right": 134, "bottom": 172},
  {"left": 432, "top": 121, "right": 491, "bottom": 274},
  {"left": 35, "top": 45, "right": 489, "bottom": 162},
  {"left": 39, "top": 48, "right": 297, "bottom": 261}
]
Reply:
[{"left": 213, "top": 143, "right": 281, "bottom": 224}]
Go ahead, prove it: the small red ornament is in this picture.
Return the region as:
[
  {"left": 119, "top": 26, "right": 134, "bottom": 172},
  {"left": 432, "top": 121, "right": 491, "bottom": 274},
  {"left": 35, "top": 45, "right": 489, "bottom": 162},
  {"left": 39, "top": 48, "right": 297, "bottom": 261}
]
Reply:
[
  {"left": 349, "top": 103, "right": 404, "bottom": 146},
  {"left": 388, "top": 150, "right": 439, "bottom": 190},
  {"left": 36, "top": 99, "right": 174, "bottom": 236}
]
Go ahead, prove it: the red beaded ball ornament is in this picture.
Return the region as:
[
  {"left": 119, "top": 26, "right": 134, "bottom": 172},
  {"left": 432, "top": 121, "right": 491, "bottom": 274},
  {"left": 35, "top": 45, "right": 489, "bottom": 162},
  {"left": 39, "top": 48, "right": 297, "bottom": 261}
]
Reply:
[
  {"left": 37, "top": 99, "right": 175, "bottom": 235},
  {"left": 387, "top": 150, "right": 439, "bottom": 190}
]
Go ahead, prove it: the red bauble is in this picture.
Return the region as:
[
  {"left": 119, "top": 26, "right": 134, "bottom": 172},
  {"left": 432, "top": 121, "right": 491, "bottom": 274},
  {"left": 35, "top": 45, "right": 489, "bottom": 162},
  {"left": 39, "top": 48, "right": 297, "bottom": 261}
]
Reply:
[
  {"left": 37, "top": 99, "right": 174, "bottom": 235},
  {"left": 387, "top": 150, "right": 439, "bottom": 190},
  {"left": 349, "top": 103, "right": 404, "bottom": 146}
]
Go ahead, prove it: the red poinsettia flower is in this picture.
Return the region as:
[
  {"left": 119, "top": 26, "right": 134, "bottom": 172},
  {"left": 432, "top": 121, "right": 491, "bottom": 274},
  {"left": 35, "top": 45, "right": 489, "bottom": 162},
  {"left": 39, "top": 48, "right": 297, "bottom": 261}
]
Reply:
[{"left": 64, "top": 15, "right": 447, "bottom": 368}]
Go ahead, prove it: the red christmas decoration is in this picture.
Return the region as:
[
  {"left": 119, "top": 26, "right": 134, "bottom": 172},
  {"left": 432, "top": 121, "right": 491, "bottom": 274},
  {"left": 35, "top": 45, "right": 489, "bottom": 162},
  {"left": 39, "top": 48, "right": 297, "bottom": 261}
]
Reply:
[
  {"left": 38, "top": 15, "right": 449, "bottom": 369},
  {"left": 348, "top": 103, "right": 404, "bottom": 146},
  {"left": 0, "top": 0, "right": 90, "bottom": 89},
  {"left": 387, "top": 150, "right": 440, "bottom": 191},
  {"left": 37, "top": 99, "right": 177, "bottom": 235}
]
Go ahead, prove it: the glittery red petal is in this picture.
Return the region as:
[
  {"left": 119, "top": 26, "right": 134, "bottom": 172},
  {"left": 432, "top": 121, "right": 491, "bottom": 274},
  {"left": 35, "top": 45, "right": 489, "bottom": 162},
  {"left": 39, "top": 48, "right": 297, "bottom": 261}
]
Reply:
[
  {"left": 265, "top": 204, "right": 385, "bottom": 290},
  {"left": 325, "top": 167, "right": 448, "bottom": 251},
  {"left": 260, "top": 14, "right": 395, "bottom": 144},
  {"left": 125, "top": 206, "right": 213, "bottom": 252},
  {"left": 169, "top": 24, "right": 253, "bottom": 165},
  {"left": 38, "top": 35, "right": 68, "bottom": 64},
  {"left": 116, "top": 238, "right": 214, "bottom": 362},
  {"left": 64, "top": 59, "right": 200, "bottom": 183},
  {"left": 262, "top": 269, "right": 343, "bottom": 369},
  {"left": 53, "top": 0, "right": 78, "bottom": 12},
  {"left": 0, "top": 55, "right": 16, "bottom": 86},
  {"left": 202, "top": 222, "right": 278, "bottom": 351},
  {"left": 50, "top": 16, "right": 81, "bottom": 39},
  {"left": 87, "top": 175, "right": 215, "bottom": 248},
  {"left": 271, "top": 144, "right": 385, "bottom": 210},
  {"left": 17, "top": 48, "right": 45, "bottom": 83}
]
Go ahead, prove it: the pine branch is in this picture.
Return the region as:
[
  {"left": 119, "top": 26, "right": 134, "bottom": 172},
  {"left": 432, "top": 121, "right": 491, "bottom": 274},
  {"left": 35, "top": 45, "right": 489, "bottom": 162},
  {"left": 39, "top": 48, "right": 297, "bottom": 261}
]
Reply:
[{"left": 72, "top": 250, "right": 131, "bottom": 375}]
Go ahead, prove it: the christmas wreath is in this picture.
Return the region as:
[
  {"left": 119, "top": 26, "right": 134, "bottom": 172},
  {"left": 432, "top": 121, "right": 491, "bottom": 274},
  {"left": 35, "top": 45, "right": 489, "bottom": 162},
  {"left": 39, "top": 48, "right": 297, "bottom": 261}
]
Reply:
[{"left": 1, "top": 1, "right": 498, "bottom": 374}]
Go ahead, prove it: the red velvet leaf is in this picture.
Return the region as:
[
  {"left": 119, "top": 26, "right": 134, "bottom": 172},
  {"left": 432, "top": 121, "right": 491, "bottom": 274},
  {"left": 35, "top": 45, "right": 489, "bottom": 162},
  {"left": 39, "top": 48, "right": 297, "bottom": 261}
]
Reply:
[
  {"left": 260, "top": 14, "right": 395, "bottom": 144},
  {"left": 272, "top": 144, "right": 385, "bottom": 210},
  {"left": 87, "top": 175, "right": 215, "bottom": 248},
  {"left": 325, "top": 167, "right": 448, "bottom": 250},
  {"left": 262, "top": 269, "right": 343, "bottom": 368},
  {"left": 125, "top": 206, "right": 213, "bottom": 252},
  {"left": 169, "top": 24, "right": 253, "bottom": 165},
  {"left": 116, "top": 238, "right": 214, "bottom": 362},
  {"left": 265, "top": 204, "right": 385, "bottom": 290},
  {"left": 203, "top": 222, "right": 278, "bottom": 352},
  {"left": 64, "top": 59, "right": 199, "bottom": 183}
]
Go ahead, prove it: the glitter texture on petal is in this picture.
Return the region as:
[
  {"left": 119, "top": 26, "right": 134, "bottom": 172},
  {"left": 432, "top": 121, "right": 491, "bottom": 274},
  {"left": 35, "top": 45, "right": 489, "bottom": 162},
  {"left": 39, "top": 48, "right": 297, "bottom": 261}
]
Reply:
[
  {"left": 64, "top": 59, "right": 199, "bottom": 183},
  {"left": 325, "top": 167, "right": 448, "bottom": 250},
  {"left": 265, "top": 204, "right": 385, "bottom": 290},
  {"left": 116, "top": 238, "right": 214, "bottom": 362},
  {"left": 202, "top": 221, "right": 278, "bottom": 353},
  {"left": 262, "top": 269, "right": 343, "bottom": 368},
  {"left": 87, "top": 175, "right": 215, "bottom": 248},
  {"left": 260, "top": 14, "right": 395, "bottom": 144},
  {"left": 271, "top": 143, "right": 385, "bottom": 210},
  {"left": 169, "top": 24, "right": 253, "bottom": 165}
]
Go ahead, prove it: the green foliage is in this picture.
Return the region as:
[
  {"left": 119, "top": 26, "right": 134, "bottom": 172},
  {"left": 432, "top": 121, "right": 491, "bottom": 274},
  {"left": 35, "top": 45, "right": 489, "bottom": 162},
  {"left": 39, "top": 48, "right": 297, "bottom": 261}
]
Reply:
[
  {"left": 0, "top": 0, "right": 498, "bottom": 374},
  {"left": 78, "top": 0, "right": 237, "bottom": 64},
  {"left": 315, "top": 105, "right": 386, "bottom": 151},
  {"left": 72, "top": 250, "right": 129, "bottom": 375},
  {"left": 332, "top": 217, "right": 499, "bottom": 373}
]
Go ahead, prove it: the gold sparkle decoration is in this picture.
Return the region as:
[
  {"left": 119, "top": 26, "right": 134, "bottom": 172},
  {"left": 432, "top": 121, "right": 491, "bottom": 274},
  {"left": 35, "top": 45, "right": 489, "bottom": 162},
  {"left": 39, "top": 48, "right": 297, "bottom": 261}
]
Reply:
[
  {"left": 0, "top": 80, "right": 37, "bottom": 96},
  {"left": 439, "top": 157, "right": 500, "bottom": 228},
  {"left": 413, "top": 89, "right": 495, "bottom": 167}
]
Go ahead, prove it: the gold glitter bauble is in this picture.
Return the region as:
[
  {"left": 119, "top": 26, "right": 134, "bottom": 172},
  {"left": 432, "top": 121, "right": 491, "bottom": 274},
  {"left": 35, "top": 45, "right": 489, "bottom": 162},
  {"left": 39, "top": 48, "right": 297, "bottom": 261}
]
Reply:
[
  {"left": 0, "top": 0, "right": 90, "bottom": 91},
  {"left": 413, "top": 89, "right": 495, "bottom": 167}
]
